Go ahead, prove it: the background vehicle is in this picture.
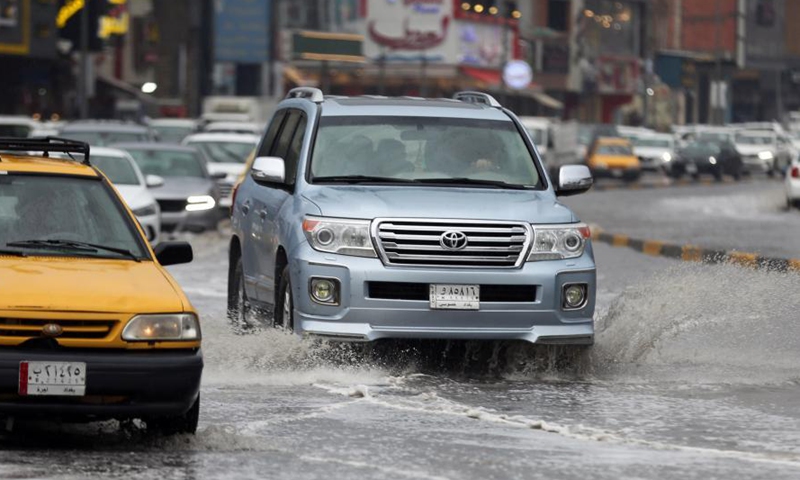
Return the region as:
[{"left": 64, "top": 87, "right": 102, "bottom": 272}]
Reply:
[
  {"left": 182, "top": 133, "right": 259, "bottom": 209},
  {"left": 149, "top": 118, "right": 199, "bottom": 144},
  {"left": 228, "top": 89, "right": 596, "bottom": 346},
  {"left": 586, "top": 136, "right": 641, "bottom": 181},
  {"left": 668, "top": 141, "right": 742, "bottom": 181},
  {"left": 113, "top": 143, "right": 223, "bottom": 233},
  {"left": 0, "top": 116, "right": 38, "bottom": 138},
  {"left": 0, "top": 137, "right": 200, "bottom": 434},
  {"left": 519, "top": 117, "right": 579, "bottom": 177},
  {"left": 90, "top": 147, "right": 163, "bottom": 244},
  {"left": 787, "top": 157, "right": 800, "bottom": 209},
  {"left": 632, "top": 133, "right": 675, "bottom": 172},
  {"left": 60, "top": 122, "right": 155, "bottom": 146},
  {"left": 202, "top": 122, "right": 263, "bottom": 135},
  {"left": 733, "top": 130, "right": 790, "bottom": 176}
]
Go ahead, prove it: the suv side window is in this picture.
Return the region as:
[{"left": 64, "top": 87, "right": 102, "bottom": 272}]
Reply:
[
  {"left": 284, "top": 116, "right": 307, "bottom": 186},
  {"left": 273, "top": 110, "right": 301, "bottom": 160},
  {"left": 257, "top": 110, "right": 287, "bottom": 157}
]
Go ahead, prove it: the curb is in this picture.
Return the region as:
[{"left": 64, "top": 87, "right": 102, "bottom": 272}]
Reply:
[
  {"left": 589, "top": 226, "right": 800, "bottom": 273},
  {"left": 590, "top": 176, "right": 778, "bottom": 192}
]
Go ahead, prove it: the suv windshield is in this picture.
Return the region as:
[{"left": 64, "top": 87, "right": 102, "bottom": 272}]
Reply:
[
  {"left": 92, "top": 155, "right": 141, "bottom": 185},
  {"left": 126, "top": 149, "right": 207, "bottom": 178},
  {"left": 188, "top": 141, "right": 255, "bottom": 164},
  {"left": 0, "top": 175, "right": 147, "bottom": 259},
  {"left": 310, "top": 116, "right": 541, "bottom": 187}
]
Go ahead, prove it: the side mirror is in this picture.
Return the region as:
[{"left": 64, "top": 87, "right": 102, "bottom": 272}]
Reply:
[
  {"left": 153, "top": 241, "right": 193, "bottom": 266},
  {"left": 145, "top": 174, "right": 164, "bottom": 188},
  {"left": 210, "top": 171, "right": 227, "bottom": 180},
  {"left": 251, "top": 156, "right": 285, "bottom": 184},
  {"left": 555, "top": 165, "right": 593, "bottom": 197}
]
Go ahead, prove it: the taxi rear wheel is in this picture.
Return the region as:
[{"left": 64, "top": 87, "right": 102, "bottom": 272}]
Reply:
[{"left": 147, "top": 395, "right": 200, "bottom": 436}]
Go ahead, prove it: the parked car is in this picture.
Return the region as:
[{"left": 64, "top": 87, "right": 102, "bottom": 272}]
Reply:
[
  {"left": 182, "top": 133, "right": 259, "bottom": 209},
  {"left": 60, "top": 121, "right": 155, "bottom": 146},
  {"left": 90, "top": 147, "right": 163, "bottom": 244},
  {"left": 149, "top": 118, "right": 199, "bottom": 144},
  {"left": 113, "top": 143, "right": 224, "bottom": 233},
  {"left": 733, "top": 130, "right": 790, "bottom": 176},
  {"left": 586, "top": 136, "right": 641, "bottom": 181},
  {"left": 203, "top": 122, "right": 263, "bottom": 135},
  {"left": 668, "top": 141, "right": 743, "bottom": 180},
  {"left": 786, "top": 157, "right": 800, "bottom": 209},
  {"left": 632, "top": 133, "right": 675, "bottom": 172},
  {"left": 0, "top": 116, "right": 38, "bottom": 138},
  {"left": 227, "top": 89, "right": 596, "bottom": 345},
  {"left": 0, "top": 137, "right": 200, "bottom": 434}
]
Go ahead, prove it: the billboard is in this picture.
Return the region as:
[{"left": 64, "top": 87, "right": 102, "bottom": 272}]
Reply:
[
  {"left": 214, "top": 0, "right": 270, "bottom": 64},
  {"left": 743, "top": 0, "right": 785, "bottom": 70},
  {"left": 363, "top": 0, "right": 455, "bottom": 63}
]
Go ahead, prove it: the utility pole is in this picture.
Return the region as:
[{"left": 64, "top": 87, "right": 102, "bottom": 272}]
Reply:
[
  {"left": 713, "top": 0, "right": 723, "bottom": 125},
  {"left": 78, "top": 0, "right": 89, "bottom": 119}
]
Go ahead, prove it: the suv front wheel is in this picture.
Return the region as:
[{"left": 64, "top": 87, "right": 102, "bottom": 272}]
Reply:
[
  {"left": 227, "top": 255, "right": 262, "bottom": 334},
  {"left": 275, "top": 266, "right": 294, "bottom": 331}
]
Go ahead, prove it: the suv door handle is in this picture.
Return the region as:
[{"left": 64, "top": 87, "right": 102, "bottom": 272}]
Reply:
[{"left": 258, "top": 209, "right": 268, "bottom": 220}]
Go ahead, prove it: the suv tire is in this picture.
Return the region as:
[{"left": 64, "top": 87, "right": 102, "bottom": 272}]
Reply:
[
  {"left": 275, "top": 266, "right": 294, "bottom": 331},
  {"left": 227, "top": 255, "right": 259, "bottom": 334}
]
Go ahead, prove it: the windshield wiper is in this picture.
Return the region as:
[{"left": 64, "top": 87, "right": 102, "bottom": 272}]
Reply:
[
  {"left": 6, "top": 240, "right": 141, "bottom": 262},
  {"left": 313, "top": 175, "right": 418, "bottom": 184},
  {"left": 412, "top": 178, "right": 530, "bottom": 190}
]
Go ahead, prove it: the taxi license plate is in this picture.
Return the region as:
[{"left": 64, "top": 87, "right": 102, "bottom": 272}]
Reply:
[
  {"left": 430, "top": 284, "right": 480, "bottom": 310},
  {"left": 19, "top": 361, "right": 86, "bottom": 396}
]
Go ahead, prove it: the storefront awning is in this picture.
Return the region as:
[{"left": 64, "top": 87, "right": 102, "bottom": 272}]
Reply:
[{"left": 460, "top": 66, "right": 502, "bottom": 87}]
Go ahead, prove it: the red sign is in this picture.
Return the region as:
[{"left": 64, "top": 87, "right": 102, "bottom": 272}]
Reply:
[{"left": 368, "top": 16, "right": 449, "bottom": 50}]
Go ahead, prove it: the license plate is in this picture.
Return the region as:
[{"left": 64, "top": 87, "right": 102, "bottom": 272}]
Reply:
[
  {"left": 686, "top": 163, "right": 698, "bottom": 173},
  {"left": 611, "top": 169, "right": 624, "bottom": 177},
  {"left": 19, "top": 361, "right": 86, "bottom": 396},
  {"left": 430, "top": 284, "right": 480, "bottom": 310}
]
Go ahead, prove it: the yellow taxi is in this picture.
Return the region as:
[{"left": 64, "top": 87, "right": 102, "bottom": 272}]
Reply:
[
  {"left": 0, "top": 138, "right": 202, "bottom": 434},
  {"left": 586, "top": 136, "right": 641, "bottom": 181}
]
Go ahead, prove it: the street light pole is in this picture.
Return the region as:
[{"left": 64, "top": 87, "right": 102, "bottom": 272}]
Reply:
[{"left": 78, "top": 0, "right": 89, "bottom": 119}]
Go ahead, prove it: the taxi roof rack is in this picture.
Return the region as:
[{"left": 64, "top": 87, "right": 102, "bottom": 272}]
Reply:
[
  {"left": 453, "top": 91, "right": 503, "bottom": 108},
  {"left": 0, "top": 137, "right": 90, "bottom": 165}
]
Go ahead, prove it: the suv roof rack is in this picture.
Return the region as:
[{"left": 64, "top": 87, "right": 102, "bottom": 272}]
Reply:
[
  {"left": 0, "top": 137, "right": 90, "bottom": 165},
  {"left": 286, "top": 87, "right": 325, "bottom": 103},
  {"left": 453, "top": 91, "right": 502, "bottom": 108}
]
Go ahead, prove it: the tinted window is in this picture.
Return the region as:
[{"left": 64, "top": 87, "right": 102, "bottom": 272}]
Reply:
[
  {"left": 310, "top": 116, "right": 541, "bottom": 187},
  {"left": 0, "top": 125, "right": 32, "bottom": 137},
  {"left": 257, "top": 110, "right": 287, "bottom": 157},
  {"left": 273, "top": 111, "right": 301, "bottom": 160},
  {"left": 285, "top": 116, "right": 307, "bottom": 186},
  {"left": 597, "top": 145, "right": 633, "bottom": 155},
  {"left": 92, "top": 155, "right": 141, "bottom": 185},
  {"left": 125, "top": 149, "right": 206, "bottom": 178},
  {"left": 0, "top": 175, "right": 147, "bottom": 259}
]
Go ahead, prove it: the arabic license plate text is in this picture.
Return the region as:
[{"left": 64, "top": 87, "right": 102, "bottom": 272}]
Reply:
[
  {"left": 19, "top": 361, "right": 86, "bottom": 396},
  {"left": 430, "top": 284, "right": 480, "bottom": 310}
]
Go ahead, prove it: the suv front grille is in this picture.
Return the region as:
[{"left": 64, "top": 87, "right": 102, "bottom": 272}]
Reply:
[
  {"left": 157, "top": 199, "right": 187, "bottom": 213},
  {"left": 0, "top": 318, "right": 116, "bottom": 339},
  {"left": 374, "top": 219, "right": 531, "bottom": 268},
  {"left": 368, "top": 282, "right": 537, "bottom": 302},
  {"left": 217, "top": 181, "right": 233, "bottom": 198}
]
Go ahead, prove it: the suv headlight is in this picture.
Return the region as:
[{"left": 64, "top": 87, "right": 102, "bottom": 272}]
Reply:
[
  {"left": 122, "top": 313, "right": 201, "bottom": 341},
  {"left": 527, "top": 223, "right": 591, "bottom": 261},
  {"left": 302, "top": 216, "right": 376, "bottom": 258},
  {"left": 133, "top": 203, "right": 158, "bottom": 217},
  {"left": 758, "top": 151, "right": 774, "bottom": 160}
]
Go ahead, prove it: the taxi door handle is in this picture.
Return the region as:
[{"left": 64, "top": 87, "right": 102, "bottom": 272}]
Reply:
[{"left": 241, "top": 201, "right": 251, "bottom": 215}]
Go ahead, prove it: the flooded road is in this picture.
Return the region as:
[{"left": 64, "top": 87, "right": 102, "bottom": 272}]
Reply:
[{"left": 1, "top": 182, "right": 799, "bottom": 480}]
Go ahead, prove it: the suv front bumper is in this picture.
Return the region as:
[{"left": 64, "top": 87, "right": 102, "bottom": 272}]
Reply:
[
  {"left": 0, "top": 349, "right": 202, "bottom": 420},
  {"left": 290, "top": 243, "right": 596, "bottom": 345}
]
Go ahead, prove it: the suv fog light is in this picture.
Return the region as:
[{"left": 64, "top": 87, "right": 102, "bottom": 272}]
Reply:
[
  {"left": 310, "top": 277, "right": 340, "bottom": 305},
  {"left": 562, "top": 284, "right": 587, "bottom": 310}
]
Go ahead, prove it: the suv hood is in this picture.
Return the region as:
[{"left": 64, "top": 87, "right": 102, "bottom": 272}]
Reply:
[
  {"left": 0, "top": 258, "right": 184, "bottom": 313},
  {"left": 301, "top": 185, "right": 576, "bottom": 223}
]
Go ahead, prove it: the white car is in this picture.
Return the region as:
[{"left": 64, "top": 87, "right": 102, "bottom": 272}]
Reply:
[
  {"left": 0, "top": 116, "right": 39, "bottom": 138},
  {"left": 632, "top": 133, "right": 675, "bottom": 171},
  {"left": 149, "top": 118, "right": 198, "bottom": 144},
  {"left": 787, "top": 157, "right": 800, "bottom": 209},
  {"left": 203, "top": 121, "right": 263, "bottom": 135},
  {"left": 733, "top": 130, "right": 790, "bottom": 176},
  {"left": 90, "top": 147, "right": 163, "bottom": 243},
  {"left": 182, "top": 133, "right": 259, "bottom": 208}
]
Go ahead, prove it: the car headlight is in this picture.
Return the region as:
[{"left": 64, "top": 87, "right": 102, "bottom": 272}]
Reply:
[
  {"left": 527, "top": 223, "right": 591, "bottom": 261},
  {"left": 132, "top": 203, "right": 158, "bottom": 217},
  {"left": 185, "top": 195, "right": 216, "bottom": 211},
  {"left": 661, "top": 152, "right": 672, "bottom": 162},
  {"left": 758, "top": 151, "right": 774, "bottom": 160},
  {"left": 122, "top": 313, "right": 201, "bottom": 341},
  {"left": 302, "top": 216, "right": 376, "bottom": 258}
]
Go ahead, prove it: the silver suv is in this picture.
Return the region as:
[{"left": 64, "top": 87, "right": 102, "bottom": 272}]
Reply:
[{"left": 228, "top": 88, "right": 596, "bottom": 345}]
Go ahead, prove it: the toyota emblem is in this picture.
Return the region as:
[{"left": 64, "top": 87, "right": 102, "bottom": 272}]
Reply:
[
  {"left": 440, "top": 231, "right": 468, "bottom": 251},
  {"left": 41, "top": 323, "right": 64, "bottom": 337}
]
